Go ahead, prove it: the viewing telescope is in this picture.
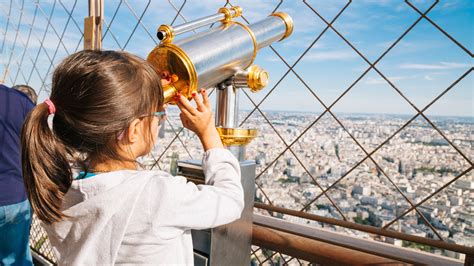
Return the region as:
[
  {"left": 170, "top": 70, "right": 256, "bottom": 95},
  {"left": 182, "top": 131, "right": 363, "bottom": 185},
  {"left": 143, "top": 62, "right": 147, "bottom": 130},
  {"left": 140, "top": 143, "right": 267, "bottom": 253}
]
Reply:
[
  {"left": 146, "top": 7, "right": 293, "bottom": 265},
  {"left": 147, "top": 6, "right": 293, "bottom": 159}
]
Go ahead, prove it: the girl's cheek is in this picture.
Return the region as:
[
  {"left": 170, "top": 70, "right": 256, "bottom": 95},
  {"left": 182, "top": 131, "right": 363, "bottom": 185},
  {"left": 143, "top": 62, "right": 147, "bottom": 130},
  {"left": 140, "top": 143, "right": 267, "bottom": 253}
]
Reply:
[
  {"left": 152, "top": 119, "right": 159, "bottom": 141},
  {"left": 152, "top": 127, "right": 159, "bottom": 141}
]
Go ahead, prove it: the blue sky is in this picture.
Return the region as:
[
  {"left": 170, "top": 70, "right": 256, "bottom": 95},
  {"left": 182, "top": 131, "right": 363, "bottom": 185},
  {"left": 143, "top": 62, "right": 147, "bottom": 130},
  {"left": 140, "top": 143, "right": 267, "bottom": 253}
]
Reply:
[{"left": 1, "top": 0, "right": 472, "bottom": 117}]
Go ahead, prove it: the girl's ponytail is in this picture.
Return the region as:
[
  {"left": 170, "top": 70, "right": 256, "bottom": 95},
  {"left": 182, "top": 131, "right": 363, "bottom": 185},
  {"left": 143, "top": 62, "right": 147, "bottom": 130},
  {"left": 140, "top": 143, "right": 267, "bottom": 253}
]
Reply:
[
  {"left": 20, "top": 50, "right": 164, "bottom": 223},
  {"left": 21, "top": 101, "right": 73, "bottom": 224}
]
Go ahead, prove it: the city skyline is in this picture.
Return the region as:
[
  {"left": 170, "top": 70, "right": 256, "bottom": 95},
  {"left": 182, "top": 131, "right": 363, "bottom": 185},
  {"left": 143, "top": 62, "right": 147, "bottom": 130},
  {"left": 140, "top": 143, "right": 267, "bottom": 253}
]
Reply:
[
  {"left": 1, "top": 0, "right": 472, "bottom": 261},
  {"left": 146, "top": 110, "right": 473, "bottom": 259}
]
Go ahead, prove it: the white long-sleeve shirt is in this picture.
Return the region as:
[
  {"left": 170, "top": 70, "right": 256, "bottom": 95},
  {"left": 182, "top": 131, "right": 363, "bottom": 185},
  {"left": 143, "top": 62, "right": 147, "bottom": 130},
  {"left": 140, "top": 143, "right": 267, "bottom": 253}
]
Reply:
[{"left": 43, "top": 148, "right": 244, "bottom": 265}]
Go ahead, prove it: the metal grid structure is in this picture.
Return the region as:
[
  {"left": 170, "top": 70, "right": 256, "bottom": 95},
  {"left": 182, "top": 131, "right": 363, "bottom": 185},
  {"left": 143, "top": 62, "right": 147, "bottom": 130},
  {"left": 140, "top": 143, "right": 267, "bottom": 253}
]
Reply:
[
  {"left": 1, "top": 0, "right": 472, "bottom": 264},
  {"left": 251, "top": 246, "right": 310, "bottom": 265}
]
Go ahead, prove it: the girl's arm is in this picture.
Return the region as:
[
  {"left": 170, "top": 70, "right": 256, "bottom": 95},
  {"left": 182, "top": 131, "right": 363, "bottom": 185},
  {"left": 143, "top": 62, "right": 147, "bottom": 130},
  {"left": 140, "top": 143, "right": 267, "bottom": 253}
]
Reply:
[
  {"left": 151, "top": 147, "right": 243, "bottom": 233},
  {"left": 150, "top": 89, "right": 243, "bottom": 235}
]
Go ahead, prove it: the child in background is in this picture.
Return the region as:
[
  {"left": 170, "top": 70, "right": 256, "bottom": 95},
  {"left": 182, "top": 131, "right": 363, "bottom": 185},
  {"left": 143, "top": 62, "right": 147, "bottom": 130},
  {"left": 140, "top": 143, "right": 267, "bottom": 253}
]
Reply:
[{"left": 21, "top": 50, "right": 244, "bottom": 265}]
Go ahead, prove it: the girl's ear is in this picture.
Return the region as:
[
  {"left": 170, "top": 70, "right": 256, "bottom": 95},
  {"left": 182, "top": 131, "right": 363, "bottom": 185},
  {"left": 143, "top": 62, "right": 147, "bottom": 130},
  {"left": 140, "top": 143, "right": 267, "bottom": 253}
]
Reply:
[{"left": 127, "top": 118, "right": 142, "bottom": 143}]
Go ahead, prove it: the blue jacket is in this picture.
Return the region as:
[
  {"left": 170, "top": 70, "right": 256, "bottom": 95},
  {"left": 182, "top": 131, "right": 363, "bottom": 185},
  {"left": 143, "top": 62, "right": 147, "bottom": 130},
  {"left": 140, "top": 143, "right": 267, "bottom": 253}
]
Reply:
[{"left": 0, "top": 84, "right": 35, "bottom": 205}]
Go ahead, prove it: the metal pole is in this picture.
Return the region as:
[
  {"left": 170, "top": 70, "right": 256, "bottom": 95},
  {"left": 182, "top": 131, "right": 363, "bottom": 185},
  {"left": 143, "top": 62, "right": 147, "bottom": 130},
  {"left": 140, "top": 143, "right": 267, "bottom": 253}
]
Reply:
[
  {"left": 254, "top": 202, "right": 474, "bottom": 256},
  {"left": 216, "top": 80, "right": 245, "bottom": 161},
  {"left": 252, "top": 224, "right": 402, "bottom": 265},
  {"left": 215, "top": 81, "right": 248, "bottom": 161},
  {"left": 254, "top": 214, "right": 464, "bottom": 265},
  {"left": 215, "top": 82, "right": 239, "bottom": 129},
  {"left": 157, "top": 7, "right": 242, "bottom": 42},
  {"left": 214, "top": 67, "right": 267, "bottom": 161},
  {"left": 84, "top": 0, "right": 103, "bottom": 50}
]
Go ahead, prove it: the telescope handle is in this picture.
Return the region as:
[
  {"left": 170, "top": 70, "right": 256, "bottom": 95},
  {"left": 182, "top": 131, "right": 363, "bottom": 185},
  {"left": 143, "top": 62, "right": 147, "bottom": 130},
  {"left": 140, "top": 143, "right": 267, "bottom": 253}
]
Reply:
[{"left": 231, "top": 65, "right": 268, "bottom": 93}]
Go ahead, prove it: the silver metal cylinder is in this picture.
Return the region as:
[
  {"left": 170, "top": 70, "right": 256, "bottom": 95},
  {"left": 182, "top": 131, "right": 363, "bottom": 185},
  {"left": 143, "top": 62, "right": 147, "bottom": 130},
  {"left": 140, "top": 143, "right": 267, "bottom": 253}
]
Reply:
[
  {"left": 215, "top": 83, "right": 239, "bottom": 128},
  {"left": 174, "top": 23, "right": 255, "bottom": 89},
  {"left": 147, "top": 13, "right": 292, "bottom": 102},
  {"left": 157, "top": 7, "right": 242, "bottom": 41},
  {"left": 231, "top": 70, "right": 250, "bottom": 89},
  {"left": 249, "top": 16, "right": 289, "bottom": 50},
  {"left": 158, "top": 13, "right": 225, "bottom": 40},
  {"left": 227, "top": 145, "right": 246, "bottom": 161},
  {"left": 176, "top": 15, "right": 287, "bottom": 89},
  {"left": 175, "top": 14, "right": 223, "bottom": 34}
]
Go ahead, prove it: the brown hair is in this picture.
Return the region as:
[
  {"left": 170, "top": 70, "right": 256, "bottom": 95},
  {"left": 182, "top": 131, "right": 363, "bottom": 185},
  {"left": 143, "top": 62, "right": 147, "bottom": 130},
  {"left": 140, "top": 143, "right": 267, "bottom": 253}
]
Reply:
[
  {"left": 21, "top": 50, "right": 163, "bottom": 223},
  {"left": 12, "top": 84, "right": 38, "bottom": 104}
]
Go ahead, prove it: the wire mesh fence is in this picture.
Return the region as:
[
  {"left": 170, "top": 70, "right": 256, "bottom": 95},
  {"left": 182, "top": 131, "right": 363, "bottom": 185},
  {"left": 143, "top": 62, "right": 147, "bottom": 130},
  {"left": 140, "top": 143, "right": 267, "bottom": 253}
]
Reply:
[
  {"left": 1, "top": 0, "right": 472, "bottom": 264},
  {"left": 251, "top": 246, "right": 310, "bottom": 266}
]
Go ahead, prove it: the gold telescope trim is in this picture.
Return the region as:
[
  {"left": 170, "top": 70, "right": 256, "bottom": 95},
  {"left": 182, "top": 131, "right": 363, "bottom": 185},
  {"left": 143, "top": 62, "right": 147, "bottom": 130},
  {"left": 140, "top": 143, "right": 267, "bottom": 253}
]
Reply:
[
  {"left": 218, "top": 7, "right": 233, "bottom": 23},
  {"left": 217, "top": 127, "right": 258, "bottom": 146},
  {"left": 231, "top": 21, "right": 258, "bottom": 69},
  {"left": 230, "top": 6, "right": 243, "bottom": 18},
  {"left": 218, "top": 6, "right": 243, "bottom": 23},
  {"left": 247, "top": 65, "right": 269, "bottom": 93},
  {"left": 270, "top": 12, "right": 293, "bottom": 41},
  {"left": 146, "top": 43, "right": 198, "bottom": 104},
  {"left": 162, "top": 84, "right": 178, "bottom": 104},
  {"left": 158, "top": 24, "right": 174, "bottom": 43}
]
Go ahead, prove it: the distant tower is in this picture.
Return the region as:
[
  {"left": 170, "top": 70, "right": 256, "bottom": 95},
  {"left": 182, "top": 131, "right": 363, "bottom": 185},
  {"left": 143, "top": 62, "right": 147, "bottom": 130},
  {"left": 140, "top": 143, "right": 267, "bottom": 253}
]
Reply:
[
  {"left": 287, "top": 157, "right": 295, "bottom": 166},
  {"left": 398, "top": 160, "right": 404, "bottom": 175}
]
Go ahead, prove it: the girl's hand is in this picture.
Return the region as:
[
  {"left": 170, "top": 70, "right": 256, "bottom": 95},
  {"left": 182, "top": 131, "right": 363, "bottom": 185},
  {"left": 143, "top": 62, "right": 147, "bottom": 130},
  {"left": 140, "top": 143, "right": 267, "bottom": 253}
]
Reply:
[{"left": 176, "top": 89, "right": 223, "bottom": 151}]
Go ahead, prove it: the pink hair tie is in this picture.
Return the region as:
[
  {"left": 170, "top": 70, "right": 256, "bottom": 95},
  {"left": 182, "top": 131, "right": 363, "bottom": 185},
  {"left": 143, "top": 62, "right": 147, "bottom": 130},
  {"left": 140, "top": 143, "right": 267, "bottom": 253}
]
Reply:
[{"left": 44, "top": 99, "right": 56, "bottom": 115}]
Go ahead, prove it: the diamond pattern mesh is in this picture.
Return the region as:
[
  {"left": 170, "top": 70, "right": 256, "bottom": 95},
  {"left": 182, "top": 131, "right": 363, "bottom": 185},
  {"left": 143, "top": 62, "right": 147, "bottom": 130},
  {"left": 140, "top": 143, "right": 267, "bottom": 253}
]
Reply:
[{"left": 1, "top": 0, "right": 472, "bottom": 263}]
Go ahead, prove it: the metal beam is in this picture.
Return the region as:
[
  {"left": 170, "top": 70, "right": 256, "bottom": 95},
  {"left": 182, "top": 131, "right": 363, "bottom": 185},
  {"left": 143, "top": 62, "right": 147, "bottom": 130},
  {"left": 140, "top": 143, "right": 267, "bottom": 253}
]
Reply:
[
  {"left": 253, "top": 224, "right": 402, "bottom": 265},
  {"left": 255, "top": 202, "right": 474, "bottom": 256},
  {"left": 84, "top": 0, "right": 103, "bottom": 50},
  {"left": 253, "top": 214, "right": 464, "bottom": 266}
]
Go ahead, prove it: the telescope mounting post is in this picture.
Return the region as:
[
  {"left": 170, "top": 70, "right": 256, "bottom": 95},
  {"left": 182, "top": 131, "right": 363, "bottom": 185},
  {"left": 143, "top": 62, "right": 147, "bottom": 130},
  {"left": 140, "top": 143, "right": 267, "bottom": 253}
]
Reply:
[{"left": 215, "top": 66, "right": 268, "bottom": 161}]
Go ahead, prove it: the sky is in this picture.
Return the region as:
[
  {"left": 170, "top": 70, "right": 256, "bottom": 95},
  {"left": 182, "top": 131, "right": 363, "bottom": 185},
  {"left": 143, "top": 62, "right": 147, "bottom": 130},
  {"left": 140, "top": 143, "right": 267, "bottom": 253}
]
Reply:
[{"left": 0, "top": 0, "right": 473, "bottom": 117}]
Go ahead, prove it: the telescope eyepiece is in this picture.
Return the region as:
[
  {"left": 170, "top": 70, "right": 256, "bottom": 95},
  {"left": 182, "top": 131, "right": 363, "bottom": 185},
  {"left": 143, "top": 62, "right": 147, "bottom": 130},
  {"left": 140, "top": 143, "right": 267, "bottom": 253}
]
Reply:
[
  {"left": 157, "top": 25, "right": 174, "bottom": 43},
  {"left": 157, "top": 31, "right": 165, "bottom": 40}
]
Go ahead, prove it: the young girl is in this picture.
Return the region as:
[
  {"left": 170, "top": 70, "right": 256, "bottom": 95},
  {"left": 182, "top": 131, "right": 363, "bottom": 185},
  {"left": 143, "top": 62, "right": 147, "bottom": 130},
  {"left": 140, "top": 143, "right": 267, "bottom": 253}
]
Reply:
[{"left": 21, "top": 50, "right": 243, "bottom": 264}]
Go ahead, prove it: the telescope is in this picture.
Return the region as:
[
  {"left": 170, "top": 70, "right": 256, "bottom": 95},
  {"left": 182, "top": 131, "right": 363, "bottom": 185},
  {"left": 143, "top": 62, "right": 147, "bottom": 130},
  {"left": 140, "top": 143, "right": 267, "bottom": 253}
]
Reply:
[
  {"left": 147, "top": 6, "right": 293, "bottom": 159},
  {"left": 147, "top": 7, "right": 293, "bottom": 266}
]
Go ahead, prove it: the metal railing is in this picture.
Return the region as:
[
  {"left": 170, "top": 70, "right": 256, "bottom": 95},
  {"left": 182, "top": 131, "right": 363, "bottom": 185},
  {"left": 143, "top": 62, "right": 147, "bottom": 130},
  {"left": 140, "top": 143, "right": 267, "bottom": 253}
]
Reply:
[{"left": 1, "top": 0, "right": 472, "bottom": 264}]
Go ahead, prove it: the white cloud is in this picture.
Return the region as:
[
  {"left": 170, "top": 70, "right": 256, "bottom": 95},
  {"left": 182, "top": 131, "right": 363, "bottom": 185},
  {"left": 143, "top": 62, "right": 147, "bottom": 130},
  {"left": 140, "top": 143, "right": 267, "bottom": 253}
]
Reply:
[
  {"left": 424, "top": 75, "right": 434, "bottom": 81},
  {"left": 365, "top": 75, "right": 409, "bottom": 85},
  {"left": 281, "top": 36, "right": 323, "bottom": 49},
  {"left": 304, "top": 50, "right": 358, "bottom": 61},
  {"left": 264, "top": 56, "right": 281, "bottom": 63},
  {"left": 359, "top": 0, "right": 393, "bottom": 6},
  {"left": 3, "top": 21, "right": 82, "bottom": 56},
  {"left": 399, "top": 62, "right": 472, "bottom": 70}
]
